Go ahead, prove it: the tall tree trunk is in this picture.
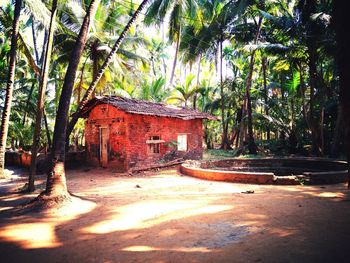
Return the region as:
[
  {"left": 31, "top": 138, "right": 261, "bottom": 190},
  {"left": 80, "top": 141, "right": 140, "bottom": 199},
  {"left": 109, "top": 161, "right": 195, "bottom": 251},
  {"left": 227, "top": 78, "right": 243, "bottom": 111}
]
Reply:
[
  {"left": 22, "top": 83, "right": 35, "bottom": 126},
  {"left": 262, "top": 57, "right": 270, "bottom": 140},
  {"left": 333, "top": 1, "right": 350, "bottom": 188},
  {"left": 31, "top": 16, "right": 40, "bottom": 65},
  {"left": 244, "top": 18, "right": 262, "bottom": 155},
  {"left": 303, "top": 0, "right": 322, "bottom": 155},
  {"left": 40, "top": 0, "right": 100, "bottom": 201},
  {"left": 245, "top": 51, "right": 257, "bottom": 155},
  {"left": 219, "top": 38, "right": 229, "bottom": 150},
  {"left": 299, "top": 66, "right": 309, "bottom": 127},
  {"left": 239, "top": 99, "right": 247, "bottom": 148},
  {"left": 40, "top": 30, "right": 48, "bottom": 66},
  {"left": 66, "top": 0, "right": 150, "bottom": 140},
  {"left": 43, "top": 109, "right": 51, "bottom": 149},
  {"left": 91, "top": 41, "right": 99, "bottom": 98},
  {"left": 308, "top": 42, "right": 320, "bottom": 155},
  {"left": 0, "top": 0, "right": 22, "bottom": 177},
  {"left": 23, "top": 29, "right": 48, "bottom": 126},
  {"left": 28, "top": 0, "right": 58, "bottom": 192},
  {"left": 160, "top": 21, "right": 167, "bottom": 80},
  {"left": 193, "top": 55, "right": 201, "bottom": 110},
  {"left": 169, "top": 31, "right": 180, "bottom": 88}
]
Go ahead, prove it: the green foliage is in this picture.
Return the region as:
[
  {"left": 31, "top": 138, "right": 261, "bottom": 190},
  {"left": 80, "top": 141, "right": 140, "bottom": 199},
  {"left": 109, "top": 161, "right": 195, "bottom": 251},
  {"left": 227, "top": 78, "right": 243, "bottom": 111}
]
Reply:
[{"left": 0, "top": 0, "right": 342, "bottom": 158}]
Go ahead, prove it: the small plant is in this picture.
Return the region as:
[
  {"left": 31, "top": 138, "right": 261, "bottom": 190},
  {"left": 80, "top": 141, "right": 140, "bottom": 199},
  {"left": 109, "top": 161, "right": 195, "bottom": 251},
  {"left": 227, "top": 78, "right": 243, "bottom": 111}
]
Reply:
[{"left": 164, "top": 140, "right": 178, "bottom": 148}]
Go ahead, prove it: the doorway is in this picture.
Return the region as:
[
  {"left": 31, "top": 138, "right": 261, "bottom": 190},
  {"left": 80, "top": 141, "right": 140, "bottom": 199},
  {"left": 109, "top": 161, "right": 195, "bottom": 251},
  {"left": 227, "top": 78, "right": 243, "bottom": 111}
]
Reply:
[{"left": 99, "top": 127, "right": 109, "bottom": 167}]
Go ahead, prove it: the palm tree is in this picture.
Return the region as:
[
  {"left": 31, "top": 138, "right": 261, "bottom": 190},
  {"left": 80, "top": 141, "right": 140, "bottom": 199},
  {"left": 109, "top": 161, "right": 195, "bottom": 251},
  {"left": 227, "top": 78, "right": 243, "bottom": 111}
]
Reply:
[
  {"left": 167, "top": 74, "right": 199, "bottom": 107},
  {"left": 37, "top": 0, "right": 100, "bottom": 202},
  {"left": 66, "top": 0, "right": 150, "bottom": 140},
  {"left": 28, "top": 0, "right": 58, "bottom": 192},
  {"left": 179, "top": 0, "right": 252, "bottom": 149},
  {"left": 139, "top": 77, "right": 168, "bottom": 102},
  {"left": 243, "top": 16, "right": 263, "bottom": 155},
  {"left": 145, "top": 0, "right": 198, "bottom": 87},
  {"left": 0, "top": 0, "right": 22, "bottom": 177}
]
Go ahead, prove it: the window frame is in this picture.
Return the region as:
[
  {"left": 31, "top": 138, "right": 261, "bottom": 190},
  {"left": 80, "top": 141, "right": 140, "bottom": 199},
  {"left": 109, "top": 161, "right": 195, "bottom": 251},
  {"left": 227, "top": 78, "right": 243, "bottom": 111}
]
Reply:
[
  {"left": 177, "top": 134, "right": 188, "bottom": 152},
  {"left": 147, "top": 135, "right": 161, "bottom": 154}
]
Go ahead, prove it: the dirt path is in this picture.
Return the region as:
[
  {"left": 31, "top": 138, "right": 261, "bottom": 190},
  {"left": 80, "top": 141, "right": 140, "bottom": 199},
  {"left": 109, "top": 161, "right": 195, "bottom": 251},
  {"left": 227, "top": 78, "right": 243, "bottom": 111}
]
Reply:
[{"left": 0, "top": 166, "right": 349, "bottom": 263}]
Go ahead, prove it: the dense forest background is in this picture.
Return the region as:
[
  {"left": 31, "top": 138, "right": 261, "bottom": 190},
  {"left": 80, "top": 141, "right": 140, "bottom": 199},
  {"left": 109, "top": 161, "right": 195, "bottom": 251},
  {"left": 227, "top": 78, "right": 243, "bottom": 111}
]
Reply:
[{"left": 0, "top": 0, "right": 346, "bottom": 162}]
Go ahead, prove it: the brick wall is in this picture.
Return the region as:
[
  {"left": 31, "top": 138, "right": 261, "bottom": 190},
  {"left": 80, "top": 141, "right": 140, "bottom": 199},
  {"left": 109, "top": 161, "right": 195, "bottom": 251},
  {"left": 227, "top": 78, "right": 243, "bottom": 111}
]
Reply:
[
  {"left": 126, "top": 114, "right": 203, "bottom": 171},
  {"left": 85, "top": 104, "right": 204, "bottom": 172}
]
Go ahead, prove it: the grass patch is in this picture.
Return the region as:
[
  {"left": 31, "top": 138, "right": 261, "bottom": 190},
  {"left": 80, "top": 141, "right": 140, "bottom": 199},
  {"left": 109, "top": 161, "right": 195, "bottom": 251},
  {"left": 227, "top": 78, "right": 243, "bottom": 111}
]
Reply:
[
  {"left": 204, "top": 149, "right": 266, "bottom": 160},
  {"left": 204, "top": 149, "right": 238, "bottom": 160}
]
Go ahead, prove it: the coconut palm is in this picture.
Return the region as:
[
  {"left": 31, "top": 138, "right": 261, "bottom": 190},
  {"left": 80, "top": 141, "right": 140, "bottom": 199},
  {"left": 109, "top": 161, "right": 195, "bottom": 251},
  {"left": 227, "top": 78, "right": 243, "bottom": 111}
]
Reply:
[
  {"left": 38, "top": 0, "right": 100, "bottom": 203},
  {"left": 145, "top": 0, "right": 199, "bottom": 87},
  {"left": 167, "top": 74, "right": 199, "bottom": 107},
  {"left": 0, "top": 0, "right": 22, "bottom": 177},
  {"left": 66, "top": 0, "right": 150, "bottom": 140},
  {"left": 28, "top": 0, "right": 58, "bottom": 192},
  {"left": 139, "top": 77, "right": 168, "bottom": 102}
]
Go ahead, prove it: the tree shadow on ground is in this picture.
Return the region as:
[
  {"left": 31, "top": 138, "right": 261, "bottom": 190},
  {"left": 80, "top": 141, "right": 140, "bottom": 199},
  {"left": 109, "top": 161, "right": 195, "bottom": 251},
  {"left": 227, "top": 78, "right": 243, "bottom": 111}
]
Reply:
[{"left": 0, "top": 168, "right": 350, "bottom": 263}]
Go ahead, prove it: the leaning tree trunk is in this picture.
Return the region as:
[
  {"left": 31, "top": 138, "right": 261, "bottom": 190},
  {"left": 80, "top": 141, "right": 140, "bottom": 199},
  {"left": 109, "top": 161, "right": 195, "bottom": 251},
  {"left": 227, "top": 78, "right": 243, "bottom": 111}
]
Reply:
[
  {"left": 66, "top": 0, "right": 150, "bottom": 140},
  {"left": 333, "top": 1, "right": 350, "bottom": 188},
  {"left": 0, "top": 0, "right": 22, "bottom": 177},
  {"left": 40, "top": 0, "right": 100, "bottom": 201},
  {"left": 31, "top": 16, "right": 40, "bottom": 64},
  {"left": 28, "top": 0, "right": 58, "bottom": 192}
]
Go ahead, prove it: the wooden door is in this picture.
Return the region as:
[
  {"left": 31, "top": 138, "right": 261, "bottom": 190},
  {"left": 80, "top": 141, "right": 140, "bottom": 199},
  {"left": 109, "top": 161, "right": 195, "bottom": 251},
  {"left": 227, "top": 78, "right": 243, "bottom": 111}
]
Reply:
[{"left": 99, "top": 127, "right": 109, "bottom": 167}]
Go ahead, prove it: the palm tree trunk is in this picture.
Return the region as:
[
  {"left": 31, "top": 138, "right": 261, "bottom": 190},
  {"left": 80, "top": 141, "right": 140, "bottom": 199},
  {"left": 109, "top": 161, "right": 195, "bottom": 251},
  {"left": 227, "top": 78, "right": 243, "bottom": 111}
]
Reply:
[
  {"left": 31, "top": 16, "right": 40, "bottom": 64},
  {"left": 333, "top": 1, "right": 350, "bottom": 188},
  {"left": 40, "top": 30, "right": 48, "bottom": 66},
  {"left": 245, "top": 18, "right": 262, "bottom": 155},
  {"left": 219, "top": 38, "right": 229, "bottom": 150},
  {"left": 0, "top": 0, "right": 22, "bottom": 177},
  {"left": 41, "top": 0, "right": 100, "bottom": 201},
  {"left": 22, "top": 83, "right": 35, "bottom": 126},
  {"left": 262, "top": 57, "right": 270, "bottom": 140},
  {"left": 307, "top": 42, "right": 320, "bottom": 155},
  {"left": 169, "top": 32, "right": 180, "bottom": 88},
  {"left": 28, "top": 0, "right": 58, "bottom": 192},
  {"left": 66, "top": 0, "right": 150, "bottom": 140},
  {"left": 43, "top": 109, "right": 51, "bottom": 149},
  {"left": 193, "top": 55, "right": 201, "bottom": 110},
  {"left": 245, "top": 51, "right": 257, "bottom": 154}
]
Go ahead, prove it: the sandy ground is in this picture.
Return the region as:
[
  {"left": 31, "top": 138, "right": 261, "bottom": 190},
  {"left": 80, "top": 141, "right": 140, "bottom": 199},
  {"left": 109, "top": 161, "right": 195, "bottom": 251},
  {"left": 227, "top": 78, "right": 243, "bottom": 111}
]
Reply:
[{"left": 0, "top": 166, "right": 350, "bottom": 263}]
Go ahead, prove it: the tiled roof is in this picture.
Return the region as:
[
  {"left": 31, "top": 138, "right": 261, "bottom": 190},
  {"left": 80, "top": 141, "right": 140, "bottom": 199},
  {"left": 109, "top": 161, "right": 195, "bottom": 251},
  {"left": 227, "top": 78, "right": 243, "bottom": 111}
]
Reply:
[{"left": 80, "top": 96, "right": 217, "bottom": 120}]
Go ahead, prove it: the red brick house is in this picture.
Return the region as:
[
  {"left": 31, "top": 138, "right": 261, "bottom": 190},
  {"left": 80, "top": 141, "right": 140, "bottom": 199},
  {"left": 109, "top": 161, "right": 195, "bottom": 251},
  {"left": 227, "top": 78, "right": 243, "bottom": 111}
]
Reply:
[{"left": 81, "top": 96, "right": 215, "bottom": 172}]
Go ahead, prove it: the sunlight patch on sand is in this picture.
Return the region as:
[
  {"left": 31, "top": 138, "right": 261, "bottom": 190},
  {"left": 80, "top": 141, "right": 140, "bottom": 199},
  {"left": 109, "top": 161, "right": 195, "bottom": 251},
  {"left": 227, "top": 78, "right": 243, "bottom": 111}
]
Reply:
[
  {"left": 0, "top": 222, "right": 62, "bottom": 249},
  {"left": 82, "top": 200, "right": 232, "bottom": 234},
  {"left": 0, "top": 197, "right": 96, "bottom": 249},
  {"left": 47, "top": 196, "right": 97, "bottom": 220},
  {"left": 303, "top": 191, "right": 345, "bottom": 199},
  {"left": 121, "top": 245, "right": 212, "bottom": 253}
]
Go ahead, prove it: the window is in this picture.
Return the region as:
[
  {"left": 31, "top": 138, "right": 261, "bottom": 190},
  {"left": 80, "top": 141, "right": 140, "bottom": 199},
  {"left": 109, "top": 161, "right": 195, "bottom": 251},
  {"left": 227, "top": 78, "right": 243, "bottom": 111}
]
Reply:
[
  {"left": 148, "top": 135, "right": 160, "bottom": 154},
  {"left": 177, "top": 134, "right": 187, "bottom": 151}
]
